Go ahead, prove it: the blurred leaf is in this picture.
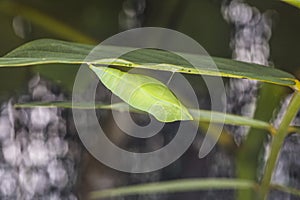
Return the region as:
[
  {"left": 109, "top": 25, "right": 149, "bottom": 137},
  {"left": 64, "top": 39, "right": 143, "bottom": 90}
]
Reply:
[
  {"left": 282, "top": 0, "right": 300, "bottom": 9},
  {"left": 0, "top": 1, "right": 96, "bottom": 44},
  {"left": 89, "top": 178, "right": 257, "bottom": 199},
  {"left": 0, "top": 39, "right": 298, "bottom": 90}
]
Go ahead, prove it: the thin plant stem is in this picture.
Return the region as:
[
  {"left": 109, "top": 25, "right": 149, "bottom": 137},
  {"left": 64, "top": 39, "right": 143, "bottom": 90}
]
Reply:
[
  {"left": 260, "top": 91, "right": 300, "bottom": 199},
  {"left": 89, "top": 178, "right": 257, "bottom": 199}
]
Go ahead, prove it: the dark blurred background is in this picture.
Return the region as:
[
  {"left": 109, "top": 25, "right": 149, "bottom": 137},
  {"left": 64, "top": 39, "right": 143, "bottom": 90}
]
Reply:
[{"left": 0, "top": 0, "right": 300, "bottom": 199}]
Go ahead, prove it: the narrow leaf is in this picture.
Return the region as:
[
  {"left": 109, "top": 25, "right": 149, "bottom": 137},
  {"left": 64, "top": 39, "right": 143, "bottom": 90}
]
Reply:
[
  {"left": 0, "top": 39, "right": 299, "bottom": 90},
  {"left": 0, "top": 1, "right": 96, "bottom": 44},
  {"left": 282, "top": 0, "right": 300, "bottom": 9}
]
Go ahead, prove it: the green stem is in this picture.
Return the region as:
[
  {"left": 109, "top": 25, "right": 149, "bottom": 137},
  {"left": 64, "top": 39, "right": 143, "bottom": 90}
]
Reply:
[
  {"left": 271, "top": 184, "right": 300, "bottom": 197},
  {"left": 260, "top": 91, "right": 300, "bottom": 199},
  {"left": 89, "top": 178, "right": 256, "bottom": 199},
  {"left": 0, "top": 1, "right": 97, "bottom": 44},
  {"left": 236, "top": 83, "right": 285, "bottom": 200},
  {"left": 14, "top": 101, "right": 272, "bottom": 132}
]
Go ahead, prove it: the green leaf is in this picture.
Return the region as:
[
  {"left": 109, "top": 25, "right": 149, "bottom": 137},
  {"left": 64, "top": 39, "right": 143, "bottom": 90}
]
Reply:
[
  {"left": 282, "top": 0, "right": 300, "bottom": 9},
  {"left": 0, "top": 39, "right": 299, "bottom": 90},
  {"left": 89, "top": 65, "right": 193, "bottom": 122},
  {"left": 89, "top": 178, "right": 257, "bottom": 199}
]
